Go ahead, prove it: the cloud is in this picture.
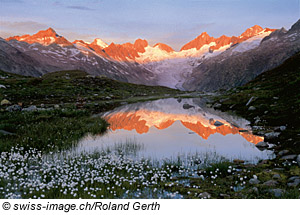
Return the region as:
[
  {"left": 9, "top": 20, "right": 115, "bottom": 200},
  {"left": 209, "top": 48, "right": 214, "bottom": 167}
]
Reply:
[
  {"left": 66, "top": 5, "right": 95, "bottom": 11},
  {"left": 0, "top": 21, "right": 49, "bottom": 35}
]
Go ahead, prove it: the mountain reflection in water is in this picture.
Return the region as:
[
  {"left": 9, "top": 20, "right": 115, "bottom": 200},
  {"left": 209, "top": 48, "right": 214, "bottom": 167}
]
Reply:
[{"left": 77, "top": 98, "right": 274, "bottom": 163}]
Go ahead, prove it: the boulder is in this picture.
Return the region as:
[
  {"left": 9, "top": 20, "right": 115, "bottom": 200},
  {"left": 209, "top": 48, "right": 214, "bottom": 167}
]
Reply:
[
  {"left": 183, "top": 103, "right": 195, "bottom": 109},
  {"left": 278, "top": 150, "right": 289, "bottom": 156},
  {"left": 287, "top": 179, "right": 300, "bottom": 187},
  {"left": 248, "top": 106, "right": 256, "bottom": 111},
  {"left": 1, "top": 99, "right": 11, "bottom": 106},
  {"left": 256, "top": 141, "right": 269, "bottom": 148},
  {"left": 213, "top": 103, "right": 222, "bottom": 108},
  {"left": 263, "top": 180, "right": 278, "bottom": 187},
  {"left": 280, "top": 154, "right": 297, "bottom": 160},
  {"left": 6, "top": 105, "right": 22, "bottom": 112},
  {"left": 249, "top": 178, "right": 260, "bottom": 185},
  {"left": 269, "top": 189, "right": 285, "bottom": 198},
  {"left": 214, "top": 121, "right": 224, "bottom": 127},
  {"left": 272, "top": 174, "right": 281, "bottom": 180},
  {"left": 22, "top": 105, "right": 37, "bottom": 112},
  {"left": 198, "top": 192, "right": 211, "bottom": 199},
  {"left": 264, "top": 132, "right": 280, "bottom": 140}
]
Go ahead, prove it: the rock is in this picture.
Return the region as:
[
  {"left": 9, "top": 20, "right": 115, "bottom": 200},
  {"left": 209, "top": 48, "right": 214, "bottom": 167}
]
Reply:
[
  {"left": 214, "top": 121, "right": 224, "bottom": 127},
  {"left": 256, "top": 141, "right": 269, "bottom": 148},
  {"left": 105, "top": 96, "right": 111, "bottom": 100},
  {"left": 22, "top": 105, "right": 37, "bottom": 112},
  {"left": 248, "top": 187, "right": 259, "bottom": 194},
  {"left": 269, "top": 189, "right": 284, "bottom": 198},
  {"left": 220, "top": 193, "right": 230, "bottom": 198},
  {"left": 177, "top": 98, "right": 182, "bottom": 103},
  {"left": 6, "top": 105, "right": 22, "bottom": 112},
  {"left": 278, "top": 150, "right": 289, "bottom": 156},
  {"left": 233, "top": 159, "right": 244, "bottom": 164},
  {"left": 213, "top": 103, "right": 222, "bottom": 108},
  {"left": 272, "top": 174, "right": 281, "bottom": 180},
  {"left": 0, "top": 84, "right": 6, "bottom": 89},
  {"left": 297, "top": 154, "right": 300, "bottom": 166},
  {"left": 280, "top": 126, "right": 286, "bottom": 131},
  {"left": 1, "top": 99, "right": 11, "bottom": 106},
  {"left": 248, "top": 106, "right": 256, "bottom": 111},
  {"left": 288, "top": 176, "right": 300, "bottom": 182},
  {"left": 264, "top": 132, "right": 280, "bottom": 140},
  {"left": 249, "top": 178, "right": 260, "bottom": 185},
  {"left": 198, "top": 192, "right": 211, "bottom": 199},
  {"left": 263, "top": 180, "right": 278, "bottom": 187},
  {"left": 54, "top": 104, "right": 60, "bottom": 109},
  {"left": 246, "top": 96, "right": 255, "bottom": 106},
  {"left": 183, "top": 103, "right": 195, "bottom": 109},
  {"left": 0, "top": 130, "right": 15, "bottom": 135},
  {"left": 287, "top": 179, "right": 300, "bottom": 187},
  {"left": 219, "top": 98, "right": 229, "bottom": 103},
  {"left": 280, "top": 154, "right": 297, "bottom": 160}
]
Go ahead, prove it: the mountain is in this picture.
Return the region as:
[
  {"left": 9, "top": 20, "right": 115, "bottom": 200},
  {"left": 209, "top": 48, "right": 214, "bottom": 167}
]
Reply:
[
  {"left": 182, "top": 19, "right": 300, "bottom": 91},
  {"left": 180, "top": 25, "right": 274, "bottom": 51},
  {"left": 7, "top": 28, "right": 73, "bottom": 46},
  {"left": 3, "top": 21, "right": 300, "bottom": 91},
  {"left": 0, "top": 38, "right": 46, "bottom": 76},
  {"left": 4, "top": 29, "right": 156, "bottom": 85}
]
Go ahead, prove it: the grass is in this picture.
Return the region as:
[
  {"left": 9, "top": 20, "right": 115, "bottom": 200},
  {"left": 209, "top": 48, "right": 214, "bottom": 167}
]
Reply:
[
  {"left": 0, "top": 109, "right": 108, "bottom": 153},
  {"left": 0, "top": 70, "right": 182, "bottom": 107}
]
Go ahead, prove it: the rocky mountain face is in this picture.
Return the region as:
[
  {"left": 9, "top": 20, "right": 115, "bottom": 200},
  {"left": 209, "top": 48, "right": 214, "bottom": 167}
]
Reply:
[
  {"left": 2, "top": 20, "right": 299, "bottom": 91},
  {"left": 182, "top": 19, "right": 300, "bottom": 91},
  {"left": 3, "top": 29, "right": 156, "bottom": 85}
]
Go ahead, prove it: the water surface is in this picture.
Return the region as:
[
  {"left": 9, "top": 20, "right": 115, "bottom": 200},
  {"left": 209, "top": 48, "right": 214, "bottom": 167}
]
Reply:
[{"left": 77, "top": 98, "right": 274, "bottom": 163}]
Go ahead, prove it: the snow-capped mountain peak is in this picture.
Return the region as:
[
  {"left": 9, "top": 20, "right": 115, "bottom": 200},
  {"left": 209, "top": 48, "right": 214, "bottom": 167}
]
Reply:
[
  {"left": 6, "top": 28, "right": 72, "bottom": 47},
  {"left": 91, "top": 38, "right": 108, "bottom": 48}
]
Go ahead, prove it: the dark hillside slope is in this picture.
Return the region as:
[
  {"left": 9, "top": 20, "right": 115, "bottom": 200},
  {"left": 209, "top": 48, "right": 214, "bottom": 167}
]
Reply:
[{"left": 213, "top": 52, "right": 300, "bottom": 152}]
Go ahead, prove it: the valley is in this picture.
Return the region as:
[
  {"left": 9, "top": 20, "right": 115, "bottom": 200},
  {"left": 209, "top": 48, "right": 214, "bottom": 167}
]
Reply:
[{"left": 0, "top": 16, "right": 300, "bottom": 200}]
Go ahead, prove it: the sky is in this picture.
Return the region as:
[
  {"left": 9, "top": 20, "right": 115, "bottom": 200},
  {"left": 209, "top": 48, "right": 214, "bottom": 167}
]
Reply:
[{"left": 0, "top": 0, "right": 299, "bottom": 50}]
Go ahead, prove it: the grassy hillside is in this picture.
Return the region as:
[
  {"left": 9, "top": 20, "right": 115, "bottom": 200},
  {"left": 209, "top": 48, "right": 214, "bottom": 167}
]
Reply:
[
  {"left": 0, "top": 70, "right": 181, "bottom": 109},
  {"left": 0, "top": 70, "right": 183, "bottom": 152},
  {"left": 213, "top": 52, "right": 300, "bottom": 152}
]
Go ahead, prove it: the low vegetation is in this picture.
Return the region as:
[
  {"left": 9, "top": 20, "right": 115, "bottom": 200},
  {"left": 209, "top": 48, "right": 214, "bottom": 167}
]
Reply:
[{"left": 211, "top": 52, "right": 300, "bottom": 153}]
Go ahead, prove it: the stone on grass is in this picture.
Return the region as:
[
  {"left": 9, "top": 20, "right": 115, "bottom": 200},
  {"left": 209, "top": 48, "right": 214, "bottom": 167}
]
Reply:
[
  {"left": 248, "top": 106, "right": 256, "bottom": 111},
  {"left": 249, "top": 178, "right": 260, "bottom": 185},
  {"left": 264, "top": 132, "right": 280, "bottom": 140},
  {"left": 6, "top": 105, "right": 22, "bottom": 112},
  {"left": 280, "top": 154, "right": 297, "bottom": 160},
  {"left": 287, "top": 179, "right": 300, "bottom": 187},
  {"left": 198, "top": 192, "right": 211, "bottom": 199},
  {"left": 269, "top": 189, "right": 285, "bottom": 198},
  {"left": 22, "top": 105, "right": 37, "bottom": 112},
  {"left": 278, "top": 150, "right": 289, "bottom": 156},
  {"left": 263, "top": 180, "right": 278, "bottom": 187},
  {"left": 0, "top": 130, "right": 15, "bottom": 135},
  {"left": 256, "top": 142, "right": 269, "bottom": 148},
  {"left": 1, "top": 99, "right": 11, "bottom": 106},
  {"left": 272, "top": 174, "right": 281, "bottom": 180}
]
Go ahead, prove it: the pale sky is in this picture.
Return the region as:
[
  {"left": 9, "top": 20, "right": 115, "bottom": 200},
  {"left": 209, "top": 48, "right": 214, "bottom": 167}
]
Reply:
[{"left": 0, "top": 0, "right": 299, "bottom": 50}]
